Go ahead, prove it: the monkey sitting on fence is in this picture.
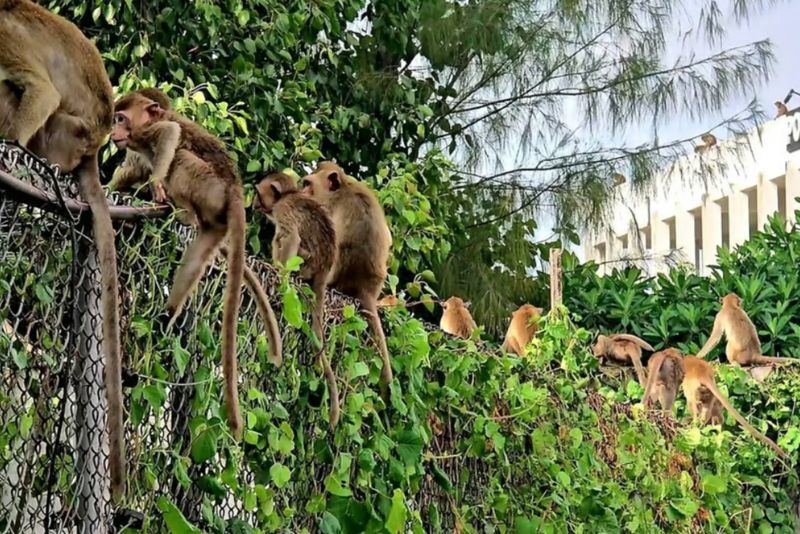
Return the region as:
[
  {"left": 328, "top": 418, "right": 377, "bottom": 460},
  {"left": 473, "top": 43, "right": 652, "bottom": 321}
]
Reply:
[{"left": 111, "top": 89, "right": 282, "bottom": 439}]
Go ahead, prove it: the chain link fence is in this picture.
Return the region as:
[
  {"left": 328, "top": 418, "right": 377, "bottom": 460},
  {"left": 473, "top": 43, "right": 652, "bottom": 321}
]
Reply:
[{"left": 0, "top": 141, "right": 353, "bottom": 532}]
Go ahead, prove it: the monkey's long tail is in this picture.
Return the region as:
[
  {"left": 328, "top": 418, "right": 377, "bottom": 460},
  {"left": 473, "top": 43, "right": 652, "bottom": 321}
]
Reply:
[
  {"left": 77, "top": 154, "right": 125, "bottom": 501},
  {"left": 223, "top": 195, "right": 246, "bottom": 440},
  {"left": 361, "top": 299, "right": 393, "bottom": 400},
  {"left": 312, "top": 278, "right": 340, "bottom": 429},
  {"left": 750, "top": 355, "right": 800, "bottom": 365},
  {"left": 642, "top": 352, "right": 665, "bottom": 407},
  {"left": 220, "top": 244, "right": 283, "bottom": 368},
  {"left": 630, "top": 354, "right": 647, "bottom": 388},
  {"left": 705, "top": 379, "right": 788, "bottom": 459}
]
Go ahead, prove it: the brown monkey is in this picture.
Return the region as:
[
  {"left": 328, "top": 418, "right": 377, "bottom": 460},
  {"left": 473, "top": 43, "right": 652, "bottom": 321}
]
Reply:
[
  {"left": 377, "top": 295, "right": 401, "bottom": 308},
  {"left": 682, "top": 356, "right": 788, "bottom": 459},
  {"left": 107, "top": 87, "right": 173, "bottom": 195},
  {"left": 642, "top": 347, "right": 685, "bottom": 413},
  {"left": 111, "top": 91, "right": 282, "bottom": 439},
  {"left": 440, "top": 297, "right": 477, "bottom": 339},
  {"left": 0, "top": 0, "right": 125, "bottom": 501},
  {"left": 301, "top": 161, "right": 394, "bottom": 396},
  {"left": 775, "top": 101, "right": 789, "bottom": 118},
  {"left": 693, "top": 133, "right": 717, "bottom": 154},
  {"left": 501, "top": 304, "right": 543, "bottom": 355},
  {"left": 592, "top": 334, "right": 654, "bottom": 387},
  {"left": 696, "top": 293, "right": 800, "bottom": 366},
  {"left": 253, "top": 171, "right": 340, "bottom": 428}
]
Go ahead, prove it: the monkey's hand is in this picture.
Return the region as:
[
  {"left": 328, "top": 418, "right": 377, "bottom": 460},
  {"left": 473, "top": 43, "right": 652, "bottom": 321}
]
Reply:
[{"left": 151, "top": 179, "right": 168, "bottom": 204}]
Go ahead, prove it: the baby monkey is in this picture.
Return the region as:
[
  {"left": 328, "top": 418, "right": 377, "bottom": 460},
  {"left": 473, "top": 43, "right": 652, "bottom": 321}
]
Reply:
[
  {"left": 111, "top": 89, "right": 282, "bottom": 439},
  {"left": 440, "top": 297, "right": 477, "bottom": 339},
  {"left": 501, "top": 304, "right": 543, "bottom": 356},
  {"left": 254, "top": 171, "right": 340, "bottom": 428}
]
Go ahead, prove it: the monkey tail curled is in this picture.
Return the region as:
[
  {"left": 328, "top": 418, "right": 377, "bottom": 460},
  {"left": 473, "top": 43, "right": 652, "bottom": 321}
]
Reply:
[
  {"left": 223, "top": 193, "right": 246, "bottom": 440},
  {"left": 77, "top": 155, "right": 126, "bottom": 501}
]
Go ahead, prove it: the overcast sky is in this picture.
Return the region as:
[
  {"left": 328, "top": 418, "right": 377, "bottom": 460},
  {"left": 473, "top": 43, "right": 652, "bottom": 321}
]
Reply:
[
  {"left": 539, "top": 0, "right": 800, "bottom": 256},
  {"left": 655, "top": 0, "right": 800, "bottom": 143}
]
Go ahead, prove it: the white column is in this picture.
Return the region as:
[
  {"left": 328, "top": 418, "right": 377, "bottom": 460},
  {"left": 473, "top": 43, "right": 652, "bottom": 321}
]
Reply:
[
  {"left": 652, "top": 214, "right": 670, "bottom": 256},
  {"left": 757, "top": 173, "right": 779, "bottom": 228},
  {"left": 675, "top": 210, "right": 695, "bottom": 268},
  {"left": 787, "top": 157, "right": 800, "bottom": 224},
  {"left": 701, "top": 195, "right": 722, "bottom": 274},
  {"left": 728, "top": 189, "right": 750, "bottom": 247}
]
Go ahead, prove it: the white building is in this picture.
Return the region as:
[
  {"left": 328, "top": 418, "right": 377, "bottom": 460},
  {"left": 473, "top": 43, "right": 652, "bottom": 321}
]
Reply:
[{"left": 582, "top": 109, "right": 800, "bottom": 276}]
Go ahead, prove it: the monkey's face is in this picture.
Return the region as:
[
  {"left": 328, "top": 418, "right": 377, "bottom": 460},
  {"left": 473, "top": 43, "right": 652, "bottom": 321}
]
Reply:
[
  {"left": 301, "top": 166, "right": 343, "bottom": 204},
  {"left": 253, "top": 178, "right": 280, "bottom": 215},
  {"left": 111, "top": 98, "right": 163, "bottom": 149},
  {"left": 591, "top": 335, "right": 609, "bottom": 357},
  {"left": 28, "top": 112, "right": 91, "bottom": 172}
]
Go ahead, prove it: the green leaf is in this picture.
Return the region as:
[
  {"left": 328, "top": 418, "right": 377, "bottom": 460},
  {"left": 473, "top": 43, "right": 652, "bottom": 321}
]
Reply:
[
  {"left": 396, "top": 427, "right": 423, "bottom": 465},
  {"left": 196, "top": 475, "right": 227, "bottom": 498},
  {"left": 157, "top": 496, "right": 202, "bottom": 534},
  {"left": 285, "top": 255, "right": 304, "bottom": 272},
  {"left": 319, "top": 512, "right": 342, "bottom": 534},
  {"left": 385, "top": 489, "right": 406, "bottom": 534},
  {"left": 324, "top": 473, "right": 352, "bottom": 497},
  {"left": 246, "top": 160, "right": 261, "bottom": 173},
  {"left": 191, "top": 428, "right": 218, "bottom": 463},
  {"left": 270, "top": 463, "right": 291, "bottom": 488},
  {"left": 282, "top": 287, "right": 304, "bottom": 328},
  {"left": 142, "top": 384, "right": 166, "bottom": 410},
  {"left": 701, "top": 473, "right": 727, "bottom": 495},
  {"left": 173, "top": 341, "right": 190, "bottom": 377}
]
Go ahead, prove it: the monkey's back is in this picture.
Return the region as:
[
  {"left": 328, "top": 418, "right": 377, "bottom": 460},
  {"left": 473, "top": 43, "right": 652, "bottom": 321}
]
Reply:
[
  {"left": 726, "top": 308, "right": 762, "bottom": 354},
  {"left": 1, "top": 1, "right": 113, "bottom": 135},
  {"left": 655, "top": 352, "right": 685, "bottom": 386},
  {"left": 327, "top": 181, "right": 392, "bottom": 297},
  {"left": 173, "top": 114, "right": 240, "bottom": 187},
  {"left": 441, "top": 308, "right": 476, "bottom": 339},
  {"left": 275, "top": 193, "right": 336, "bottom": 278}
]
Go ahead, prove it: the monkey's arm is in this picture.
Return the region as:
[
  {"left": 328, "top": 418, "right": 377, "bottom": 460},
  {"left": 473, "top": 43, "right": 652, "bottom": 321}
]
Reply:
[
  {"left": 108, "top": 152, "right": 148, "bottom": 191},
  {"left": 273, "top": 228, "right": 301, "bottom": 267},
  {"left": 696, "top": 315, "right": 724, "bottom": 359},
  {"left": 136, "top": 121, "right": 181, "bottom": 203}
]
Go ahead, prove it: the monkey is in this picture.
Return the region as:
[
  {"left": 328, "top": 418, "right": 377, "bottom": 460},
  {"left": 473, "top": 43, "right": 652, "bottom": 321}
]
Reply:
[
  {"left": 591, "top": 333, "right": 654, "bottom": 387},
  {"left": 107, "top": 87, "right": 173, "bottom": 196},
  {"left": 252, "top": 171, "right": 340, "bottom": 429},
  {"left": 440, "top": 297, "right": 477, "bottom": 339},
  {"left": 696, "top": 293, "right": 800, "bottom": 366},
  {"left": 775, "top": 101, "right": 789, "bottom": 118},
  {"left": 612, "top": 173, "right": 626, "bottom": 186},
  {"left": 301, "top": 161, "right": 394, "bottom": 397},
  {"left": 377, "top": 295, "right": 401, "bottom": 308},
  {"left": 111, "top": 91, "right": 282, "bottom": 440},
  {"left": 501, "top": 304, "right": 543, "bottom": 356},
  {"left": 682, "top": 355, "right": 788, "bottom": 459},
  {"left": 0, "top": 0, "right": 125, "bottom": 501},
  {"left": 693, "top": 133, "right": 717, "bottom": 154},
  {"left": 642, "top": 347, "right": 685, "bottom": 413}
]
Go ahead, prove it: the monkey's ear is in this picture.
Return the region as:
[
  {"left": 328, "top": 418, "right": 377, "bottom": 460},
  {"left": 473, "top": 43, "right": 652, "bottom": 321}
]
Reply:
[
  {"left": 145, "top": 102, "right": 165, "bottom": 118},
  {"left": 327, "top": 171, "right": 342, "bottom": 191},
  {"left": 270, "top": 182, "right": 282, "bottom": 199}
]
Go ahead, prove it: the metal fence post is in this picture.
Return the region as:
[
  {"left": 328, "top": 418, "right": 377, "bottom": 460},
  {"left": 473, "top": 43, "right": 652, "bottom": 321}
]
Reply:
[{"left": 71, "top": 234, "right": 111, "bottom": 533}]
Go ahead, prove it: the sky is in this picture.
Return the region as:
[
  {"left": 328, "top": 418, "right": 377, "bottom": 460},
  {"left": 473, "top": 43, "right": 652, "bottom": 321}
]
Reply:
[
  {"left": 655, "top": 0, "right": 800, "bottom": 143},
  {"left": 534, "top": 0, "right": 800, "bottom": 256}
]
